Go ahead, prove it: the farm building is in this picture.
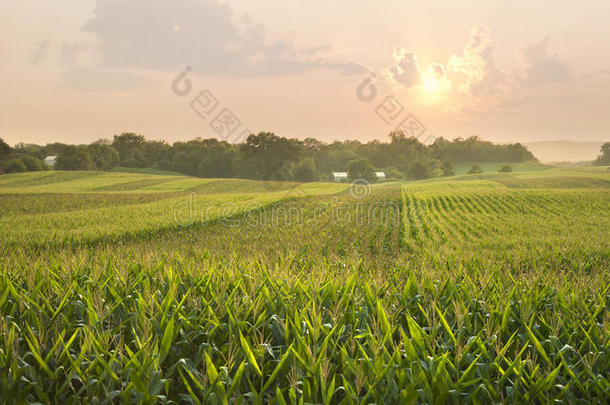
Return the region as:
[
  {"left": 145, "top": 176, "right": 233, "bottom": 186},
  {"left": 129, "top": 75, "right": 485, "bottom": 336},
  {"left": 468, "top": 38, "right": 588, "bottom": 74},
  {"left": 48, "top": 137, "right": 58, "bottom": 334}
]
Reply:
[
  {"left": 331, "top": 172, "right": 348, "bottom": 182},
  {"left": 44, "top": 156, "right": 57, "bottom": 167},
  {"left": 332, "top": 172, "right": 386, "bottom": 182}
]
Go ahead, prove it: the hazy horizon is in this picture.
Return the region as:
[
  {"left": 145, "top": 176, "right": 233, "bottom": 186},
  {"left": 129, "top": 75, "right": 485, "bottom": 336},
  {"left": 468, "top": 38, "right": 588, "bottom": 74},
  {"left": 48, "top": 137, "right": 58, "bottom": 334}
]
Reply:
[{"left": 2, "top": 0, "right": 610, "bottom": 147}]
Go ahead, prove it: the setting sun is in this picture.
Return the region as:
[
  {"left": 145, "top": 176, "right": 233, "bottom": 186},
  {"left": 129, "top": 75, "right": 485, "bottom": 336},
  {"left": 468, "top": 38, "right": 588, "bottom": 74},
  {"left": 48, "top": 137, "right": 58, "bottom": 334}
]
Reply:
[
  {"left": 422, "top": 75, "right": 440, "bottom": 93},
  {"left": 420, "top": 65, "right": 451, "bottom": 96}
]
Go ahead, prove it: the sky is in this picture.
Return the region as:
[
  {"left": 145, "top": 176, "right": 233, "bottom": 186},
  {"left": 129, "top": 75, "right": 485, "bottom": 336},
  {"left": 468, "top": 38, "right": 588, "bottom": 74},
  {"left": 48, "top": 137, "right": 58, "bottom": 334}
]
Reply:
[{"left": 1, "top": 0, "right": 609, "bottom": 146}]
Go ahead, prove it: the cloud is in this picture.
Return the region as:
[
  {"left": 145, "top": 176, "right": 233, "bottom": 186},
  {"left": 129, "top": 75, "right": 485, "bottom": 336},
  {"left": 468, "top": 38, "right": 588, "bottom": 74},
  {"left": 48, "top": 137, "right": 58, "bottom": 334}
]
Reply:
[
  {"left": 448, "top": 25, "right": 507, "bottom": 97},
  {"left": 31, "top": 39, "right": 51, "bottom": 65},
  {"left": 59, "top": 42, "right": 97, "bottom": 66},
  {"left": 423, "top": 63, "right": 451, "bottom": 93},
  {"left": 386, "top": 47, "right": 422, "bottom": 88},
  {"left": 519, "top": 36, "right": 569, "bottom": 85},
  {"left": 429, "top": 63, "right": 446, "bottom": 81},
  {"left": 63, "top": 0, "right": 365, "bottom": 78},
  {"left": 385, "top": 26, "right": 505, "bottom": 97},
  {"left": 61, "top": 67, "right": 154, "bottom": 92}
]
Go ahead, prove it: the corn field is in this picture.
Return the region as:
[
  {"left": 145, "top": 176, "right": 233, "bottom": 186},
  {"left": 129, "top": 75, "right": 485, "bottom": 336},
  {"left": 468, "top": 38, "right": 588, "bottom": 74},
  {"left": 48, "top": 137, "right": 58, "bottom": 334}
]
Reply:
[{"left": 0, "top": 169, "right": 609, "bottom": 403}]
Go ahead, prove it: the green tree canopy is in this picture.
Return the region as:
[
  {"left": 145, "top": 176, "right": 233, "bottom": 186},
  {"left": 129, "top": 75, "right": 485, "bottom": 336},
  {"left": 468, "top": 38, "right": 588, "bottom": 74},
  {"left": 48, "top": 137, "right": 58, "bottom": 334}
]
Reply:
[
  {"left": 0, "top": 138, "right": 11, "bottom": 159},
  {"left": 408, "top": 161, "right": 431, "bottom": 180},
  {"left": 56, "top": 146, "right": 96, "bottom": 170},
  {"left": 468, "top": 164, "right": 484, "bottom": 174},
  {"left": 112, "top": 133, "right": 148, "bottom": 167},
  {"left": 240, "top": 132, "right": 300, "bottom": 180},
  {"left": 346, "top": 158, "right": 376, "bottom": 182},
  {"left": 88, "top": 144, "right": 120, "bottom": 170},
  {"left": 294, "top": 159, "right": 316, "bottom": 182},
  {"left": 3, "top": 158, "right": 26, "bottom": 173},
  {"left": 593, "top": 142, "right": 610, "bottom": 166},
  {"left": 441, "top": 160, "right": 455, "bottom": 177}
]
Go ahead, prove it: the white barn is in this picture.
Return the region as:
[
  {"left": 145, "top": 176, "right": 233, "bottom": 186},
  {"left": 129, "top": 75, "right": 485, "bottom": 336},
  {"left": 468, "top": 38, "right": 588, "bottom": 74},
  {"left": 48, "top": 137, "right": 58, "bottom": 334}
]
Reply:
[
  {"left": 331, "top": 172, "right": 348, "bottom": 182},
  {"left": 375, "top": 172, "right": 386, "bottom": 181},
  {"left": 44, "top": 156, "right": 57, "bottom": 167}
]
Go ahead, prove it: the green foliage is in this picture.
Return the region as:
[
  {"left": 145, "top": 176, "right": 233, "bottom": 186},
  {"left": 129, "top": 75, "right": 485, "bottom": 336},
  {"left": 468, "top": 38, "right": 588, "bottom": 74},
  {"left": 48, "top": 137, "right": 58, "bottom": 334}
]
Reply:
[
  {"left": 112, "top": 133, "right": 149, "bottom": 167},
  {"left": 408, "top": 161, "right": 431, "bottom": 180},
  {"left": 385, "top": 166, "right": 403, "bottom": 180},
  {"left": 0, "top": 154, "right": 45, "bottom": 174},
  {"left": 441, "top": 160, "right": 455, "bottom": 177},
  {"left": 0, "top": 137, "right": 11, "bottom": 159},
  {"left": 172, "top": 138, "right": 234, "bottom": 178},
  {"left": 346, "top": 158, "right": 376, "bottom": 181},
  {"left": 2, "top": 158, "right": 27, "bottom": 173},
  {"left": 499, "top": 164, "right": 513, "bottom": 173},
  {"left": 197, "top": 157, "right": 215, "bottom": 178},
  {"left": 0, "top": 169, "right": 608, "bottom": 402},
  {"left": 468, "top": 164, "right": 484, "bottom": 174},
  {"left": 593, "top": 142, "right": 610, "bottom": 166},
  {"left": 430, "top": 136, "right": 537, "bottom": 163},
  {"left": 428, "top": 159, "right": 443, "bottom": 177},
  {"left": 19, "top": 155, "right": 46, "bottom": 171},
  {"left": 241, "top": 132, "right": 300, "bottom": 180},
  {"left": 293, "top": 158, "right": 317, "bottom": 182},
  {"left": 56, "top": 146, "right": 97, "bottom": 170},
  {"left": 1, "top": 133, "right": 538, "bottom": 179},
  {"left": 88, "top": 144, "right": 120, "bottom": 170},
  {"left": 171, "top": 151, "right": 195, "bottom": 175}
]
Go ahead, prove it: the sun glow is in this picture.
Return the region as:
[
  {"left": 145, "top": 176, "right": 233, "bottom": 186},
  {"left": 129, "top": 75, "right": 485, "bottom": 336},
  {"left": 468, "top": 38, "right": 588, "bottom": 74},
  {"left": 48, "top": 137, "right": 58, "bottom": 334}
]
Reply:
[
  {"left": 422, "top": 75, "right": 440, "bottom": 93},
  {"left": 421, "top": 65, "right": 451, "bottom": 96}
]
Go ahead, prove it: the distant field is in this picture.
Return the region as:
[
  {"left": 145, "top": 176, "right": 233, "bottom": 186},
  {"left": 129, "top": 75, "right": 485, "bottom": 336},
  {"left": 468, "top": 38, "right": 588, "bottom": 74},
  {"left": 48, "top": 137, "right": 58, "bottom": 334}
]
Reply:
[
  {"left": 0, "top": 168, "right": 609, "bottom": 402},
  {"left": 452, "top": 161, "right": 550, "bottom": 175}
]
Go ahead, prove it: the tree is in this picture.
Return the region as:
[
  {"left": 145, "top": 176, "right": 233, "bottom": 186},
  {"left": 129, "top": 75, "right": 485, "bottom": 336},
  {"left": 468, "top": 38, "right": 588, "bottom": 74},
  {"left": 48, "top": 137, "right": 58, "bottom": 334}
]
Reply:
[
  {"left": 499, "top": 165, "right": 513, "bottom": 173},
  {"left": 593, "top": 142, "right": 610, "bottom": 166},
  {"left": 346, "top": 158, "right": 376, "bottom": 182},
  {"left": 88, "top": 144, "right": 119, "bottom": 170},
  {"left": 0, "top": 132, "right": 545, "bottom": 180},
  {"left": 294, "top": 159, "right": 316, "bottom": 182},
  {"left": 19, "top": 155, "right": 46, "bottom": 171},
  {"left": 302, "top": 138, "right": 324, "bottom": 156},
  {"left": 42, "top": 143, "right": 71, "bottom": 158},
  {"left": 428, "top": 159, "right": 443, "bottom": 177},
  {"left": 387, "top": 131, "right": 426, "bottom": 173},
  {"left": 0, "top": 138, "right": 11, "bottom": 159},
  {"left": 3, "top": 158, "right": 26, "bottom": 173},
  {"left": 92, "top": 138, "right": 112, "bottom": 146},
  {"left": 240, "top": 132, "right": 300, "bottom": 180},
  {"left": 385, "top": 167, "right": 403, "bottom": 180},
  {"left": 197, "top": 157, "right": 215, "bottom": 178},
  {"left": 112, "top": 133, "right": 147, "bottom": 167},
  {"left": 171, "top": 151, "right": 196, "bottom": 175},
  {"left": 441, "top": 160, "right": 455, "bottom": 177},
  {"left": 147, "top": 140, "right": 172, "bottom": 168},
  {"left": 408, "top": 161, "right": 431, "bottom": 180},
  {"left": 468, "top": 164, "right": 484, "bottom": 174},
  {"left": 429, "top": 136, "right": 536, "bottom": 163},
  {"left": 56, "top": 146, "right": 96, "bottom": 170}
]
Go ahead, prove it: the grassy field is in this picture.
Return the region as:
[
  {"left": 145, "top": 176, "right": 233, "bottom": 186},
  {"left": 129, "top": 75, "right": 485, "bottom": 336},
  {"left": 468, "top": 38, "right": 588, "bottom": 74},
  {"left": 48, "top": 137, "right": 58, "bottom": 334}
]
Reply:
[
  {"left": 452, "top": 161, "right": 551, "bottom": 175},
  {"left": 0, "top": 167, "right": 609, "bottom": 403}
]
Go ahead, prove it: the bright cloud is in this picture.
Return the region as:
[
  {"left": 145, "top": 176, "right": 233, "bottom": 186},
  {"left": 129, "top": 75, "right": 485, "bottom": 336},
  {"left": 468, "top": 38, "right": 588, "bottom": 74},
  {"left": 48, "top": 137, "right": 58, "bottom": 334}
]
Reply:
[
  {"left": 448, "top": 25, "right": 507, "bottom": 97},
  {"left": 386, "top": 47, "right": 422, "bottom": 88},
  {"left": 422, "top": 63, "right": 451, "bottom": 93}
]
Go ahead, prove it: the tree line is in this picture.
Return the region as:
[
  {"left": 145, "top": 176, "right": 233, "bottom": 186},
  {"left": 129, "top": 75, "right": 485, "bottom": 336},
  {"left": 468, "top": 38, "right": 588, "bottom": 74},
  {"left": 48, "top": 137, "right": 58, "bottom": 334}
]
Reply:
[
  {"left": 0, "top": 132, "right": 538, "bottom": 181},
  {"left": 593, "top": 142, "right": 610, "bottom": 166}
]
